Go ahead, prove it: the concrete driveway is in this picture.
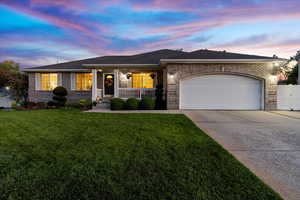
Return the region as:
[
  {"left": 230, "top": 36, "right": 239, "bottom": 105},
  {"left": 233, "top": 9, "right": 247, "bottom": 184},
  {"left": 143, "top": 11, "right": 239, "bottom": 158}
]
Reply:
[{"left": 185, "top": 111, "right": 300, "bottom": 200}]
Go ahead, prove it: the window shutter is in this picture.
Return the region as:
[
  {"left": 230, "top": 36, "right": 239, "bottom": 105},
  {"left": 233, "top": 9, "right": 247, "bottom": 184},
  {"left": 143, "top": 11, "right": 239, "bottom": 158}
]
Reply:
[
  {"left": 58, "top": 73, "right": 63, "bottom": 86},
  {"left": 35, "top": 73, "right": 41, "bottom": 90},
  {"left": 71, "top": 73, "right": 76, "bottom": 90}
]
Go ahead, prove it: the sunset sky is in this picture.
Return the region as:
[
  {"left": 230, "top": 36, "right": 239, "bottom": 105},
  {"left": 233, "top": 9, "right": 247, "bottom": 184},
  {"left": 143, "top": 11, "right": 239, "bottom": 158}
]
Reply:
[{"left": 1, "top": 0, "right": 299, "bottom": 68}]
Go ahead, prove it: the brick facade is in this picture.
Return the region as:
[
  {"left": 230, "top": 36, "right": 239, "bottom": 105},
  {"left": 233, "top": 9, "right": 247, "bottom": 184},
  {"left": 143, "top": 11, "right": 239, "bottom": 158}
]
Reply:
[{"left": 166, "top": 63, "right": 277, "bottom": 110}]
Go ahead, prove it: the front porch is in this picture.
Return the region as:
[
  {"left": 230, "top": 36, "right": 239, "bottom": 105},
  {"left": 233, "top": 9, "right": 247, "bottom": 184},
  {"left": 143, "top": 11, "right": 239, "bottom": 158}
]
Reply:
[{"left": 91, "top": 69, "right": 162, "bottom": 101}]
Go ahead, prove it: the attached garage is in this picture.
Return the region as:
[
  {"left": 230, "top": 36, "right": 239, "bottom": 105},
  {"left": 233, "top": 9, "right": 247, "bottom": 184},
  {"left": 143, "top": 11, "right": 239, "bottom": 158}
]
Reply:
[{"left": 179, "top": 74, "right": 263, "bottom": 110}]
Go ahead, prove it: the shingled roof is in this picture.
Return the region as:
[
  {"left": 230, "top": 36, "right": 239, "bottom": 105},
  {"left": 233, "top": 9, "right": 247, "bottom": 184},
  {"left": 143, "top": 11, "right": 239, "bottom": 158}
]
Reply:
[{"left": 25, "top": 49, "right": 277, "bottom": 71}]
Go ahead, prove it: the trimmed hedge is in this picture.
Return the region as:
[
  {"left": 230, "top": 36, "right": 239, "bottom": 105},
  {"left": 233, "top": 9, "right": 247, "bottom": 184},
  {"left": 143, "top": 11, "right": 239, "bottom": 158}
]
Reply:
[
  {"left": 53, "top": 86, "right": 68, "bottom": 96},
  {"left": 126, "top": 98, "right": 139, "bottom": 110},
  {"left": 111, "top": 98, "right": 125, "bottom": 110},
  {"left": 139, "top": 97, "right": 155, "bottom": 110}
]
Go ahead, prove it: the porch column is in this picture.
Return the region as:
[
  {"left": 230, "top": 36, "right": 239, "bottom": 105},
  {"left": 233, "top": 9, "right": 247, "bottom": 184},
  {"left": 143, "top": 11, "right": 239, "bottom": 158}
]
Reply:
[
  {"left": 92, "top": 69, "right": 97, "bottom": 101},
  {"left": 114, "top": 69, "right": 119, "bottom": 97}
]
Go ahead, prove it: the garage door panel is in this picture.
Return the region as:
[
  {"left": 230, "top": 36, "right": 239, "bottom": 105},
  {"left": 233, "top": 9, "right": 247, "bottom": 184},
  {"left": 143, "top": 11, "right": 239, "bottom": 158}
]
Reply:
[{"left": 180, "top": 75, "right": 262, "bottom": 110}]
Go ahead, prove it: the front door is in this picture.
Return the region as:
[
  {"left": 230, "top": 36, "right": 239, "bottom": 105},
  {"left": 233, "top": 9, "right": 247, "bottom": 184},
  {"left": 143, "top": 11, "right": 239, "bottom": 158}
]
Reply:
[{"left": 104, "top": 74, "right": 114, "bottom": 96}]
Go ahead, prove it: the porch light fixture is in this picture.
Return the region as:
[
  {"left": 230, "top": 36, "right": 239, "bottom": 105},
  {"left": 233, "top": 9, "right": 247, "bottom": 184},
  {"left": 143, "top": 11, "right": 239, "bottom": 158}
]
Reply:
[
  {"left": 5, "top": 86, "right": 10, "bottom": 90},
  {"left": 126, "top": 73, "right": 132, "bottom": 79},
  {"left": 169, "top": 73, "right": 175, "bottom": 79},
  {"left": 106, "top": 75, "right": 113, "bottom": 79}
]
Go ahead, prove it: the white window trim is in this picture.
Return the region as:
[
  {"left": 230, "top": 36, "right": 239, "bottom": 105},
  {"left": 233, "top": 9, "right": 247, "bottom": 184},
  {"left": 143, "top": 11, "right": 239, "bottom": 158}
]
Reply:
[
  {"left": 35, "top": 73, "right": 41, "bottom": 90},
  {"left": 71, "top": 73, "right": 76, "bottom": 91},
  {"left": 36, "top": 73, "right": 59, "bottom": 91}
]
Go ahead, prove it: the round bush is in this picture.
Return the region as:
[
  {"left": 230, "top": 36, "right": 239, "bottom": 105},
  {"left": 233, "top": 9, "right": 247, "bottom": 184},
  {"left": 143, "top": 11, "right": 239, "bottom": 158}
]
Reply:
[
  {"left": 139, "top": 97, "right": 155, "bottom": 110},
  {"left": 126, "top": 98, "right": 139, "bottom": 110},
  {"left": 53, "top": 86, "right": 68, "bottom": 96},
  {"left": 53, "top": 96, "right": 67, "bottom": 102},
  {"left": 52, "top": 86, "right": 68, "bottom": 107},
  {"left": 111, "top": 98, "right": 125, "bottom": 110}
]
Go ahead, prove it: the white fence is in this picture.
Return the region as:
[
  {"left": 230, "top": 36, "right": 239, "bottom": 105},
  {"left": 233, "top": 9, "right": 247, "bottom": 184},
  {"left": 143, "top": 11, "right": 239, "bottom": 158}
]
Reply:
[{"left": 277, "top": 85, "right": 300, "bottom": 110}]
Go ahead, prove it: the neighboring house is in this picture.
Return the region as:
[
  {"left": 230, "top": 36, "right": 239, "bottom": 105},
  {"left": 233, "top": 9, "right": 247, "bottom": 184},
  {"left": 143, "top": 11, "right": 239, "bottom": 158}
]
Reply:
[{"left": 24, "top": 49, "right": 285, "bottom": 110}]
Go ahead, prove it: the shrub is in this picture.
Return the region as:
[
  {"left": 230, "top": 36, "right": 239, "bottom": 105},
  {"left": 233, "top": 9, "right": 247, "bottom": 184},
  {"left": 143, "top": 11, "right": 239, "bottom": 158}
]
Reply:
[
  {"left": 53, "top": 86, "right": 68, "bottom": 96},
  {"left": 65, "top": 102, "right": 81, "bottom": 109},
  {"left": 155, "top": 84, "right": 166, "bottom": 110},
  {"left": 47, "top": 101, "right": 56, "bottom": 108},
  {"left": 92, "top": 101, "right": 98, "bottom": 107},
  {"left": 126, "top": 98, "right": 139, "bottom": 110},
  {"left": 79, "top": 99, "right": 92, "bottom": 110},
  {"left": 11, "top": 103, "right": 17, "bottom": 109},
  {"left": 52, "top": 86, "right": 68, "bottom": 107},
  {"left": 27, "top": 101, "right": 37, "bottom": 109},
  {"left": 139, "top": 97, "right": 155, "bottom": 110},
  {"left": 111, "top": 98, "right": 125, "bottom": 110},
  {"left": 36, "top": 102, "right": 46, "bottom": 109}
]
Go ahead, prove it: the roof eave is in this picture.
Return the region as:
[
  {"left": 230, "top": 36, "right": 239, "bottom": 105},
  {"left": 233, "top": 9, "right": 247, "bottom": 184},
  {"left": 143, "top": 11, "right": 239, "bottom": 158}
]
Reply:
[
  {"left": 82, "top": 64, "right": 160, "bottom": 68},
  {"left": 23, "top": 68, "right": 91, "bottom": 72},
  {"left": 160, "top": 59, "right": 286, "bottom": 64}
]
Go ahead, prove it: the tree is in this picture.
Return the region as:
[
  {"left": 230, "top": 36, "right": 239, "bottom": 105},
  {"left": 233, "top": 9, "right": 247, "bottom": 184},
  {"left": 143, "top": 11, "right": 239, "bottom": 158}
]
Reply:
[
  {"left": 0, "top": 60, "right": 28, "bottom": 103},
  {"left": 0, "top": 69, "right": 9, "bottom": 88},
  {"left": 285, "top": 64, "right": 298, "bottom": 85},
  {"left": 0, "top": 60, "right": 20, "bottom": 72},
  {"left": 279, "top": 51, "right": 300, "bottom": 85},
  {"left": 8, "top": 72, "right": 28, "bottom": 103}
]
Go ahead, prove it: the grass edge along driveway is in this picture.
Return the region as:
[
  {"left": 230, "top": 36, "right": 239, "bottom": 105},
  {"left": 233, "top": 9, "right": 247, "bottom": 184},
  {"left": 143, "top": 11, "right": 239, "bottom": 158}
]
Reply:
[{"left": 0, "top": 110, "right": 282, "bottom": 200}]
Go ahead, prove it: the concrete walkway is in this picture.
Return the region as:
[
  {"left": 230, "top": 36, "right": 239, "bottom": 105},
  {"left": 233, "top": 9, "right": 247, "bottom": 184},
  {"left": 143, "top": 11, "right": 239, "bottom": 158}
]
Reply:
[{"left": 184, "top": 111, "right": 300, "bottom": 200}]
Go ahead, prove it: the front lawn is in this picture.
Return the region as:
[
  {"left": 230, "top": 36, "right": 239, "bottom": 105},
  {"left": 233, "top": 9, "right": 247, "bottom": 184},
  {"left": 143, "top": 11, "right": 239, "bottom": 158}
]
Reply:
[{"left": 0, "top": 110, "right": 281, "bottom": 200}]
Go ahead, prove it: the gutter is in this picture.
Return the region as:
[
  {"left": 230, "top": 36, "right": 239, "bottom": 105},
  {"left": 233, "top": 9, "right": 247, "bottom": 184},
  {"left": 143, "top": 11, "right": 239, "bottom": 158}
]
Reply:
[
  {"left": 23, "top": 69, "right": 91, "bottom": 72},
  {"left": 160, "top": 58, "right": 287, "bottom": 64},
  {"left": 82, "top": 64, "right": 159, "bottom": 68}
]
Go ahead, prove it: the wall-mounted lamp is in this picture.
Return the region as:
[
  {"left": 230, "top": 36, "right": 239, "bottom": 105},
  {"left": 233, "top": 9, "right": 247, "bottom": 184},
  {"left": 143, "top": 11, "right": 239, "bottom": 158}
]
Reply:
[
  {"left": 169, "top": 72, "right": 175, "bottom": 79},
  {"left": 126, "top": 73, "right": 132, "bottom": 79},
  {"left": 5, "top": 86, "right": 10, "bottom": 90}
]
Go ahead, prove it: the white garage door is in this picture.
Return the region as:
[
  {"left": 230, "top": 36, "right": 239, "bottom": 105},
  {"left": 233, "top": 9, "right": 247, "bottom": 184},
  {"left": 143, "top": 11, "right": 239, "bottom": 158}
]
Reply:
[{"left": 180, "top": 75, "right": 262, "bottom": 110}]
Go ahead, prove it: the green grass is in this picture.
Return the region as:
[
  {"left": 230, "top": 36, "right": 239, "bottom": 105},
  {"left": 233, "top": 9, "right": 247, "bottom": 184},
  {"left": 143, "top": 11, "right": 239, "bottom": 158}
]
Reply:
[{"left": 0, "top": 110, "right": 281, "bottom": 200}]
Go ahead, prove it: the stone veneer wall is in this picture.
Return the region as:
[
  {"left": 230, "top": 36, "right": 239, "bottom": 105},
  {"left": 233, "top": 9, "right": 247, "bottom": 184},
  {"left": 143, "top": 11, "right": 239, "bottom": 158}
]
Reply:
[
  {"left": 28, "top": 72, "right": 92, "bottom": 102},
  {"left": 166, "top": 63, "right": 277, "bottom": 110}
]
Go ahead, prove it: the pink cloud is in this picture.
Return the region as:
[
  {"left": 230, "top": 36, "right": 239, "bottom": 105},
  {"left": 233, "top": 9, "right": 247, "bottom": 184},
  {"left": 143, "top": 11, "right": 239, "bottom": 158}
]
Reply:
[{"left": 29, "top": 0, "right": 86, "bottom": 11}]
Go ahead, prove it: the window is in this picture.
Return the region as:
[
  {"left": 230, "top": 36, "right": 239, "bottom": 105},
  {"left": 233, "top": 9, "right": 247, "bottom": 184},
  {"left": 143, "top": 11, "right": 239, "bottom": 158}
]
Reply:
[
  {"left": 40, "top": 73, "right": 58, "bottom": 90},
  {"left": 132, "top": 73, "right": 154, "bottom": 88},
  {"left": 76, "top": 73, "right": 92, "bottom": 90}
]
